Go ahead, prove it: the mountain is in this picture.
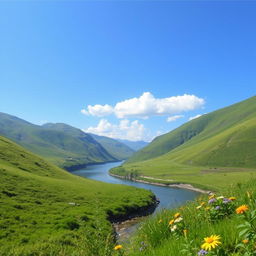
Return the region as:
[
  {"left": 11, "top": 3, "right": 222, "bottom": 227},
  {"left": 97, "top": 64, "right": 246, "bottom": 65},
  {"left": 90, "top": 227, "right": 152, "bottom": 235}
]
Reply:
[
  {"left": 118, "top": 139, "right": 149, "bottom": 151},
  {"left": 0, "top": 135, "right": 154, "bottom": 254},
  {"left": 89, "top": 133, "right": 134, "bottom": 160},
  {"left": 126, "top": 96, "right": 256, "bottom": 168},
  {"left": 0, "top": 113, "right": 116, "bottom": 169}
]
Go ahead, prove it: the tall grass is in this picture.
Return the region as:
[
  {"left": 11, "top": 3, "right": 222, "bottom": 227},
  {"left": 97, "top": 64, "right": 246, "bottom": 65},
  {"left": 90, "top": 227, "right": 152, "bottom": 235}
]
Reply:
[{"left": 125, "top": 179, "right": 256, "bottom": 256}]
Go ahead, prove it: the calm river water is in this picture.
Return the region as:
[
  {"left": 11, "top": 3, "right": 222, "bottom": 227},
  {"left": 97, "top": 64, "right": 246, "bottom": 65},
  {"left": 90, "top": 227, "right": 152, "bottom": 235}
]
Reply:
[
  {"left": 73, "top": 161, "right": 199, "bottom": 212},
  {"left": 73, "top": 161, "right": 199, "bottom": 240}
]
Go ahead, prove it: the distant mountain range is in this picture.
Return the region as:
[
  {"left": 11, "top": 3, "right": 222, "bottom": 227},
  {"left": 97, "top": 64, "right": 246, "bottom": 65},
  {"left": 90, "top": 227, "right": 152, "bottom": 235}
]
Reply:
[
  {"left": 0, "top": 113, "right": 135, "bottom": 170},
  {"left": 118, "top": 139, "right": 148, "bottom": 151},
  {"left": 89, "top": 134, "right": 135, "bottom": 160},
  {"left": 126, "top": 95, "right": 256, "bottom": 168}
]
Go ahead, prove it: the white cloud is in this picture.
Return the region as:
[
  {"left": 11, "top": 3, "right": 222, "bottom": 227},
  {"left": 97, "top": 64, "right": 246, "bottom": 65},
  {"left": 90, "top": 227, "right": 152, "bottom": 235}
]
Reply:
[
  {"left": 189, "top": 114, "right": 203, "bottom": 121},
  {"left": 166, "top": 115, "right": 184, "bottom": 122},
  {"left": 81, "top": 92, "right": 205, "bottom": 119},
  {"left": 83, "top": 119, "right": 150, "bottom": 141},
  {"left": 81, "top": 104, "right": 113, "bottom": 117}
]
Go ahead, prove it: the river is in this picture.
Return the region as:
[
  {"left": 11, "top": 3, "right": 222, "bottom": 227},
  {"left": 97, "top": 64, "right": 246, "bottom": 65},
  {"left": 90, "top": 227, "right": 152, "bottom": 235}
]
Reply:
[{"left": 72, "top": 161, "right": 199, "bottom": 240}]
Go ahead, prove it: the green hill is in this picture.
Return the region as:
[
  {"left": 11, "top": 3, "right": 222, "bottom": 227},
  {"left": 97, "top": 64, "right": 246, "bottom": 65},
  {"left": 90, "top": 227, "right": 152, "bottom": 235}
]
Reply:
[
  {"left": 42, "top": 123, "right": 135, "bottom": 160},
  {"left": 89, "top": 133, "right": 135, "bottom": 160},
  {"left": 0, "top": 113, "right": 116, "bottom": 169},
  {"left": 126, "top": 96, "right": 256, "bottom": 166},
  {"left": 112, "top": 96, "right": 256, "bottom": 190},
  {"left": 0, "top": 135, "right": 154, "bottom": 255}
]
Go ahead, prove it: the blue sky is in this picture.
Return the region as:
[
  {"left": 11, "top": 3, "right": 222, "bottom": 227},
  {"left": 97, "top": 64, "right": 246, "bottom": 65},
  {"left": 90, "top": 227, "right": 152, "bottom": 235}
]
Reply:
[{"left": 0, "top": 1, "right": 255, "bottom": 141}]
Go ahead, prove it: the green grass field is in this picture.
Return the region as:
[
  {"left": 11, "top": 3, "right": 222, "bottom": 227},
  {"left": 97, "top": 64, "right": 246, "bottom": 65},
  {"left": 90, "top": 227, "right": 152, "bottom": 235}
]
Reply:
[
  {"left": 111, "top": 96, "right": 256, "bottom": 191},
  {"left": 0, "top": 136, "right": 155, "bottom": 256},
  {"left": 124, "top": 177, "right": 256, "bottom": 256}
]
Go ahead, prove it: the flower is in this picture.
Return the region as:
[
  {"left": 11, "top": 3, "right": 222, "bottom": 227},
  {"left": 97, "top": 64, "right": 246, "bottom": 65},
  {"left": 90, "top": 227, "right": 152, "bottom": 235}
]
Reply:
[
  {"left": 217, "top": 196, "right": 224, "bottom": 199},
  {"left": 174, "top": 212, "right": 181, "bottom": 219},
  {"left": 169, "top": 219, "right": 175, "bottom": 225},
  {"left": 196, "top": 205, "right": 202, "bottom": 209},
  {"left": 201, "top": 235, "right": 221, "bottom": 251},
  {"left": 215, "top": 206, "right": 220, "bottom": 210},
  {"left": 205, "top": 207, "right": 210, "bottom": 211},
  {"left": 198, "top": 249, "right": 208, "bottom": 255},
  {"left": 208, "top": 198, "right": 217, "bottom": 204},
  {"left": 242, "top": 239, "right": 249, "bottom": 244},
  {"left": 209, "top": 194, "right": 215, "bottom": 199},
  {"left": 183, "top": 229, "right": 188, "bottom": 237},
  {"left": 174, "top": 217, "right": 183, "bottom": 223},
  {"left": 229, "top": 196, "right": 236, "bottom": 201},
  {"left": 158, "top": 219, "right": 163, "bottom": 223},
  {"left": 223, "top": 198, "right": 231, "bottom": 204},
  {"left": 114, "top": 245, "right": 123, "bottom": 250},
  {"left": 236, "top": 205, "right": 249, "bottom": 214},
  {"left": 170, "top": 225, "right": 177, "bottom": 232}
]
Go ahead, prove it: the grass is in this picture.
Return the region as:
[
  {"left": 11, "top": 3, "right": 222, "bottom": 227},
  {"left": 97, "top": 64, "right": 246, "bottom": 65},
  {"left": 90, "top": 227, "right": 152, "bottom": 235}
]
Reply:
[
  {"left": 126, "top": 95, "right": 256, "bottom": 167},
  {"left": 0, "top": 135, "right": 155, "bottom": 255},
  {"left": 110, "top": 96, "right": 256, "bottom": 191},
  {"left": 122, "top": 178, "right": 256, "bottom": 256},
  {"left": 110, "top": 163, "right": 256, "bottom": 192}
]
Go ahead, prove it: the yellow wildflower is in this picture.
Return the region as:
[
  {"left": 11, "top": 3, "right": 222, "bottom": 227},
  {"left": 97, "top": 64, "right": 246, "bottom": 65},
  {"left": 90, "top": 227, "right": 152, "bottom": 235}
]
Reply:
[
  {"left": 158, "top": 219, "right": 163, "bottom": 223},
  {"left": 201, "top": 235, "right": 221, "bottom": 251},
  {"left": 174, "top": 212, "right": 181, "bottom": 219},
  {"left": 183, "top": 229, "right": 188, "bottom": 237},
  {"left": 196, "top": 205, "right": 202, "bottom": 210},
  {"left": 209, "top": 194, "right": 215, "bottom": 199},
  {"left": 242, "top": 239, "right": 249, "bottom": 244},
  {"left": 114, "top": 245, "right": 123, "bottom": 250},
  {"left": 169, "top": 219, "right": 175, "bottom": 225},
  {"left": 229, "top": 197, "right": 236, "bottom": 201},
  {"left": 236, "top": 205, "right": 249, "bottom": 214}
]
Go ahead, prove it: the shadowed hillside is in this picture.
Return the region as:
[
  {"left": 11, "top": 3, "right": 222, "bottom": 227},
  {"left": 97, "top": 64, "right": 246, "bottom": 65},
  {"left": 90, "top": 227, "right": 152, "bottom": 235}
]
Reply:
[{"left": 0, "top": 113, "right": 116, "bottom": 169}]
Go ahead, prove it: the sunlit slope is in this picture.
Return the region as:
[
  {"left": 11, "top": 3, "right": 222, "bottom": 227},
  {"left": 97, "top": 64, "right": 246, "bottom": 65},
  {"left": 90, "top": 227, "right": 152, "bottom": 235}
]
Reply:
[
  {"left": 126, "top": 96, "right": 256, "bottom": 166},
  {"left": 0, "top": 135, "right": 154, "bottom": 254},
  {"left": 0, "top": 113, "right": 116, "bottom": 168}
]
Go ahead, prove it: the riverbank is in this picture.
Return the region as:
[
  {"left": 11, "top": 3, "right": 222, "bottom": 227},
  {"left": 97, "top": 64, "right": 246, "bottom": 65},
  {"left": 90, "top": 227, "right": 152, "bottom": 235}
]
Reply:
[
  {"left": 108, "top": 195, "right": 159, "bottom": 241},
  {"left": 109, "top": 173, "right": 211, "bottom": 194},
  {"left": 64, "top": 160, "right": 121, "bottom": 172},
  {"left": 73, "top": 161, "right": 200, "bottom": 242}
]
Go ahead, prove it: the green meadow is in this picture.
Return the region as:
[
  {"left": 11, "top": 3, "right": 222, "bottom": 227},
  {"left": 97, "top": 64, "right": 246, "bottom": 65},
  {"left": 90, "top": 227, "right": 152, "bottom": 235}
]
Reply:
[
  {"left": 124, "top": 178, "right": 256, "bottom": 256},
  {"left": 111, "top": 96, "right": 256, "bottom": 191},
  {"left": 0, "top": 136, "right": 154, "bottom": 256},
  {"left": 1, "top": 96, "right": 256, "bottom": 256},
  {"left": 107, "top": 96, "right": 256, "bottom": 255}
]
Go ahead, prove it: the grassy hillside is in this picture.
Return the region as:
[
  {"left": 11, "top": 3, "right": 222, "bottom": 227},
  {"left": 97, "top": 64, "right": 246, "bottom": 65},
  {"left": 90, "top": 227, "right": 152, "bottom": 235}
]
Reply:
[
  {"left": 0, "top": 113, "right": 116, "bottom": 169},
  {"left": 0, "top": 135, "right": 155, "bottom": 255},
  {"left": 124, "top": 176, "right": 256, "bottom": 256},
  {"left": 90, "top": 133, "right": 135, "bottom": 160},
  {"left": 111, "top": 96, "right": 256, "bottom": 190},
  {"left": 126, "top": 96, "right": 256, "bottom": 165}
]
